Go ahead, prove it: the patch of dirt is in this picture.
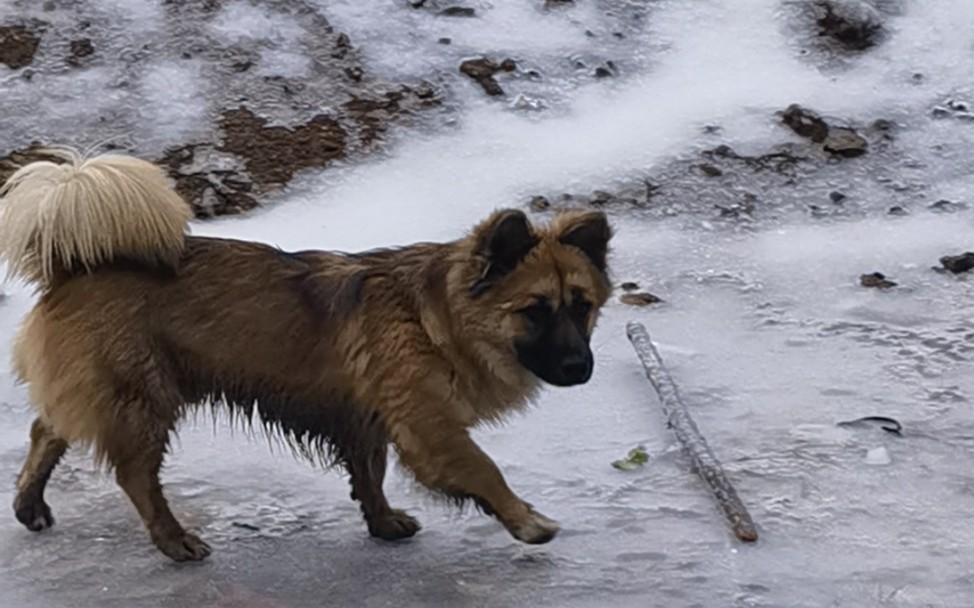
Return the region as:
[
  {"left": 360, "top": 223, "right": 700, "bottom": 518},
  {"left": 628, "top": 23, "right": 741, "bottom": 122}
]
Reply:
[
  {"left": 1, "top": 0, "right": 447, "bottom": 218},
  {"left": 218, "top": 107, "right": 347, "bottom": 187},
  {"left": 815, "top": 0, "right": 884, "bottom": 51},
  {"left": 0, "top": 25, "right": 41, "bottom": 69},
  {"left": 158, "top": 144, "right": 259, "bottom": 218},
  {"left": 0, "top": 144, "right": 66, "bottom": 187}
]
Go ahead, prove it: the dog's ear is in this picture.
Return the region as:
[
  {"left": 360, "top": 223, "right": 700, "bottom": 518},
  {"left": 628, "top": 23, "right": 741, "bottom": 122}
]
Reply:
[
  {"left": 470, "top": 209, "right": 539, "bottom": 297},
  {"left": 557, "top": 211, "right": 612, "bottom": 273}
]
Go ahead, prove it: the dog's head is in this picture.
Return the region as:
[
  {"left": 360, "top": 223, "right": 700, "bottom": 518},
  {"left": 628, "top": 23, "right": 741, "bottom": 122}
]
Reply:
[{"left": 458, "top": 208, "right": 613, "bottom": 387}]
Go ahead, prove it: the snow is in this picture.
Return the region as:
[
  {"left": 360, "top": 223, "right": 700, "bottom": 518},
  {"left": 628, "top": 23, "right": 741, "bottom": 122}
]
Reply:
[{"left": 3, "top": 0, "right": 974, "bottom": 606}]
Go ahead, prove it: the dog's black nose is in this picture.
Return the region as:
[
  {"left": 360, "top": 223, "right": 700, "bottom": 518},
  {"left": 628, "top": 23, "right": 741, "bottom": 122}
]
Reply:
[{"left": 559, "top": 354, "right": 592, "bottom": 384}]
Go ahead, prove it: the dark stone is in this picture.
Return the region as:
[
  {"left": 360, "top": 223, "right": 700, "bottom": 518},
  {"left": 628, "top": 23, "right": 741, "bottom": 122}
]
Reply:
[
  {"left": 0, "top": 25, "right": 41, "bottom": 69},
  {"left": 699, "top": 164, "right": 722, "bottom": 177},
  {"left": 439, "top": 6, "right": 476, "bottom": 17},
  {"left": 620, "top": 292, "right": 663, "bottom": 306},
  {"left": 860, "top": 272, "right": 896, "bottom": 289},
  {"left": 823, "top": 127, "right": 867, "bottom": 157},
  {"left": 620, "top": 282, "right": 640, "bottom": 291},
  {"left": 886, "top": 205, "right": 908, "bottom": 216},
  {"left": 939, "top": 252, "right": 974, "bottom": 274},
  {"left": 781, "top": 104, "right": 830, "bottom": 142},
  {"left": 459, "top": 57, "right": 516, "bottom": 96},
  {"left": 67, "top": 38, "right": 94, "bottom": 66},
  {"left": 829, "top": 190, "right": 847, "bottom": 203},
  {"left": 438, "top": 37, "right": 452, "bottom": 45}
]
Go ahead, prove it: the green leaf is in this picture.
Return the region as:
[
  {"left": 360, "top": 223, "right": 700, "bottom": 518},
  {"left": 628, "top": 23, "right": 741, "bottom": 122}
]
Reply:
[{"left": 611, "top": 444, "right": 649, "bottom": 471}]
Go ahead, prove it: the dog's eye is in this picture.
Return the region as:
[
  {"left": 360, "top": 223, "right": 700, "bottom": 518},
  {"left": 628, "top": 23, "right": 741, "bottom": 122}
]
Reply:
[
  {"left": 572, "top": 297, "right": 592, "bottom": 317},
  {"left": 519, "top": 298, "right": 552, "bottom": 324}
]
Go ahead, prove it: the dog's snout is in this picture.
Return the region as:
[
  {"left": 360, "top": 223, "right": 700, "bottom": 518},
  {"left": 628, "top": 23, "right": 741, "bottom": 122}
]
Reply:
[{"left": 559, "top": 353, "right": 592, "bottom": 384}]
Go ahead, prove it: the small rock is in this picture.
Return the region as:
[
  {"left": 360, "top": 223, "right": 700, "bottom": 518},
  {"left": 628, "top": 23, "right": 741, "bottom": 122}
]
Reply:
[
  {"left": 864, "top": 446, "right": 891, "bottom": 466},
  {"left": 823, "top": 127, "right": 867, "bottom": 157},
  {"left": 781, "top": 104, "right": 830, "bottom": 142},
  {"left": 939, "top": 252, "right": 974, "bottom": 274},
  {"left": 544, "top": 0, "right": 574, "bottom": 7},
  {"left": 437, "top": 37, "right": 452, "bottom": 45},
  {"left": 67, "top": 38, "right": 94, "bottom": 66},
  {"left": 698, "top": 163, "right": 722, "bottom": 177},
  {"left": 886, "top": 205, "right": 908, "bottom": 216},
  {"left": 620, "top": 292, "right": 662, "bottom": 307},
  {"left": 928, "top": 199, "right": 967, "bottom": 213},
  {"left": 590, "top": 190, "right": 613, "bottom": 206},
  {"left": 620, "top": 282, "right": 640, "bottom": 291},
  {"left": 439, "top": 6, "right": 475, "bottom": 17},
  {"left": 829, "top": 190, "right": 847, "bottom": 203},
  {"left": 860, "top": 272, "right": 896, "bottom": 289},
  {"left": 529, "top": 196, "right": 550, "bottom": 211}
]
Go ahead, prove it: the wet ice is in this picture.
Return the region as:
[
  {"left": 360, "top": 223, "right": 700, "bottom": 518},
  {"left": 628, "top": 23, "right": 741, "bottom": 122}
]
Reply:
[{"left": 3, "top": 0, "right": 974, "bottom": 606}]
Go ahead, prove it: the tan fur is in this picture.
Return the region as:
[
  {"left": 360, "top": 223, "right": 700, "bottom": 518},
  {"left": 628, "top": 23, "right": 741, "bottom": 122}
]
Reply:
[
  {"left": 0, "top": 146, "right": 192, "bottom": 289},
  {"left": 5, "top": 148, "right": 612, "bottom": 562}
]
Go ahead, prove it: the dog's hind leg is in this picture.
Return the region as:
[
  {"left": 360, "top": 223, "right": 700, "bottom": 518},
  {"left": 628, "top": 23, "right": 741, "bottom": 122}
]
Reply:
[
  {"left": 103, "top": 397, "right": 210, "bottom": 562},
  {"left": 341, "top": 434, "right": 420, "bottom": 541},
  {"left": 14, "top": 417, "right": 68, "bottom": 531}
]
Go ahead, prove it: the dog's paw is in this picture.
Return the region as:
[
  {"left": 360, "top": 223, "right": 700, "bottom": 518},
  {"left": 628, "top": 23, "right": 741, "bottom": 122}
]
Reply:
[
  {"left": 154, "top": 531, "right": 212, "bottom": 562},
  {"left": 14, "top": 494, "right": 55, "bottom": 532},
  {"left": 509, "top": 509, "right": 559, "bottom": 545},
  {"left": 368, "top": 509, "right": 421, "bottom": 541}
]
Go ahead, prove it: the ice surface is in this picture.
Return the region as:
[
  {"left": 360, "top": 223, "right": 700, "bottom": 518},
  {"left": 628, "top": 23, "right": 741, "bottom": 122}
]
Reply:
[{"left": 3, "top": 0, "right": 974, "bottom": 606}]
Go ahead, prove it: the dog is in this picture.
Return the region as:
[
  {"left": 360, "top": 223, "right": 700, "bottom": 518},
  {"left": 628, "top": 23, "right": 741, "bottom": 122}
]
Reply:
[{"left": 0, "top": 147, "right": 612, "bottom": 562}]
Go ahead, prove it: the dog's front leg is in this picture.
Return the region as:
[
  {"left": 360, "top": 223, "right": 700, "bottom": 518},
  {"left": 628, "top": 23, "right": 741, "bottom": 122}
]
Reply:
[{"left": 390, "top": 418, "right": 558, "bottom": 544}]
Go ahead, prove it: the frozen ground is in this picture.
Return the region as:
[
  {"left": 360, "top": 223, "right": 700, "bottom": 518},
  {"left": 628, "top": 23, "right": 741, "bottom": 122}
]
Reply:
[{"left": 2, "top": 0, "right": 974, "bottom": 606}]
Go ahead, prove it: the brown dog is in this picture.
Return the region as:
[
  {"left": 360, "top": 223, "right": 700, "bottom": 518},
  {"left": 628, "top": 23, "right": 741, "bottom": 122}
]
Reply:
[{"left": 0, "top": 147, "right": 612, "bottom": 562}]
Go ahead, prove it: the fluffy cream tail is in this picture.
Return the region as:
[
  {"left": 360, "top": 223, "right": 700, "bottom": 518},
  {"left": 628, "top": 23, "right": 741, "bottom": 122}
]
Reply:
[{"left": 0, "top": 146, "right": 192, "bottom": 289}]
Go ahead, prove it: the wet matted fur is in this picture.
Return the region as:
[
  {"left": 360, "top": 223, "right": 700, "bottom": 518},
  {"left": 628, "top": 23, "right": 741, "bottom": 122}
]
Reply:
[{"left": 1, "top": 147, "right": 613, "bottom": 562}]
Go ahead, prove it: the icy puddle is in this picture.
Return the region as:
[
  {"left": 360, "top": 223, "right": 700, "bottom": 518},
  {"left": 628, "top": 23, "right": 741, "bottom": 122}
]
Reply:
[{"left": 2, "top": 0, "right": 974, "bottom": 605}]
